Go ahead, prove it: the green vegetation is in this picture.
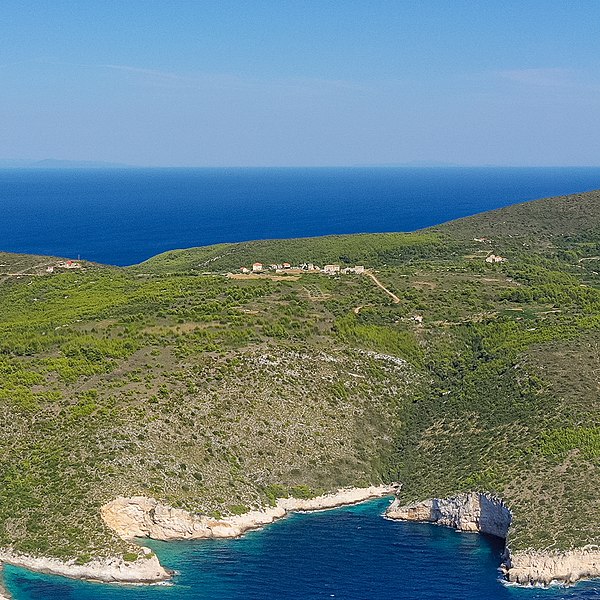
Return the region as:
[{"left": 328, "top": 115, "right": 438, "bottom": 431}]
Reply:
[
  {"left": 136, "top": 231, "right": 446, "bottom": 274},
  {"left": 540, "top": 427, "right": 600, "bottom": 460},
  {"left": 0, "top": 189, "right": 599, "bottom": 561}
]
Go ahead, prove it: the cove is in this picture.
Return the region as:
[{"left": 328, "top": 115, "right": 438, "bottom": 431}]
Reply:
[{"left": 4, "top": 499, "right": 599, "bottom": 599}]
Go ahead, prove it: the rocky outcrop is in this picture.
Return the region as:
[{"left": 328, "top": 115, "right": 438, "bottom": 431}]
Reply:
[
  {"left": 0, "top": 484, "right": 394, "bottom": 595},
  {"left": 3, "top": 486, "right": 598, "bottom": 590},
  {"left": 386, "top": 492, "right": 600, "bottom": 586},
  {"left": 504, "top": 546, "right": 600, "bottom": 586},
  {"left": 0, "top": 548, "right": 170, "bottom": 585},
  {"left": 385, "top": 492, "right": 512, "bottom": 538},
  {"left": 102, "top": 485, "right": 398, "bottom": 541}
]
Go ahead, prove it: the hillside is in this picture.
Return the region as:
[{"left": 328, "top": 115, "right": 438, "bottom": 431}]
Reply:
[
  {"left": 0, "top": 190, "right": 599, "bottom": 578},
  {"left": 434, "top": 189, "right": 600, "bottom": 246}
]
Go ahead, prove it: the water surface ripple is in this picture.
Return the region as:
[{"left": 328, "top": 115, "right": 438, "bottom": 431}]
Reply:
[{"left": 5, "top": 499, "right": 599, "bottom": 599}]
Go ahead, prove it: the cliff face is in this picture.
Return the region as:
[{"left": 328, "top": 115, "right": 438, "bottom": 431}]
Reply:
[
  {"left": 0, "top": 548, "right": 169, "bottom": 585},
  {"left": 385, "top": 493, "right": 511, "bottom": 538},
  {"left": 101, "top": 496, "right": 286, "bottom": 540},
  {"left": 505, "top": 547, "right": 600, "bottom": 586},
  {"left": 101, "top": 485, "right": 397, "bottom": 541},
  {"left": 385, "top": 493, "right": 599, "bottom": 586},
  {"left": 0, "top": 486, "right": 394, "bottom": 598}
]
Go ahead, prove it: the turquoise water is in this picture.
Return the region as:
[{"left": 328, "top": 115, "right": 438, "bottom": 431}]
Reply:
[{"left": 4, "top": 499, "right": 599, "bottom": 599}]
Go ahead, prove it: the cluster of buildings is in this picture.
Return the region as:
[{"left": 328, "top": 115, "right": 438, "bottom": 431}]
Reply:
[
  {"left": 46, "top": 260, "right": 82, "bottom": 273},
  {"left": 240, "top": 262, "right": 366, "bottom": 275}
]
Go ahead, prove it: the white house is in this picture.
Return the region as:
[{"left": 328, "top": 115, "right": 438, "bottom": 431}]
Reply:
[
  {"left": 57, "top": 260, "right": 81, "bottom": 269},
  {"left": 252, "top": 262, "right": 263, "bottom": 272},
  {"left": 324, "top": 264, "right": 340, "bottom": 274},
  {"left": 485, "top": 254, "right": 507, "bottom": 264}
]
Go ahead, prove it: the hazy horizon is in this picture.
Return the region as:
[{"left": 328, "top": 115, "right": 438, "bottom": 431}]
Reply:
[
  {"left": 2, "top": 1, "right": 600, "bottom": 167},
  {"left": 4, "top": 161, "right": 600, "bottom": 170}
]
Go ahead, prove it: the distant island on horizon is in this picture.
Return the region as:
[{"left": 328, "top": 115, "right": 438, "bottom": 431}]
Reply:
[
  {"left": 0, "top": 159, "right": 132, "bottom": 169},
  {"left": 3, "top": 159, "right": 600, "bottom": 170}
]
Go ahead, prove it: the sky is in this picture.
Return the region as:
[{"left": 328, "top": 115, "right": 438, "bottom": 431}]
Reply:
[{"left": 1, "top": 0, "right": 600, "bottom": 167}]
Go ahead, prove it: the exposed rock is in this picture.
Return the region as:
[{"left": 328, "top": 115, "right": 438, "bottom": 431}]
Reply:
[
  {"left": 0, "top": 485, "right": 394, "bottom": 593},
  {"left": 505, "top": 546, "right": 600, "bottom": 586},
  {"left": 385, "top": 492, "right": 511, "bottom": 538},
  {"left": 0, "top": 549, "right": 169, "bottom": 585},
  {"left": 101, "top": 496, "right": 286, "bottom": 540},
  {"left": 385, "top": 492, "right": 600, "bottom": 586},
  {"left": 102, "top": 485, "right": 398, "bottom": 541}
]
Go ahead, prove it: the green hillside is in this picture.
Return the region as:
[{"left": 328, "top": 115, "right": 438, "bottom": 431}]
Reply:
[
  {"left": 0, "top": 189, "right": 599, "bottom": 562},
  {"left": 134, "top": 231, "right": 447, "bottom": 274}
]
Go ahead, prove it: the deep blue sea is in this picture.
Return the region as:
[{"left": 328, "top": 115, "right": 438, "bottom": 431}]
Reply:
[
  {"left": 3, "top": 168, "right": 600, "bottom": 598},
  {"left": 4, "top": 499, "right": 599, "bottom": 599},
  {"left": 2, "top": 167, "right": 600, "bottom": 265}
]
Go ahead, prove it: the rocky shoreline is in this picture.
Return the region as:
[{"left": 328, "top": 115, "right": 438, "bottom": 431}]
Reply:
[
  {"left": 503, "top": 547, "right": 600, "bottom": 587},
  {"left": 385, "top": 492, "right": 512, "bottom": 538},
  {"left": 0, "top": 548, "right": 170, "bottom": 589},
  {"left": 101, "top": 484, "right": 398, "bottom": 541},
  {"left": 385, "top": 492, "right": 600, "bottom": 587},
  {"left": 0, "top": 485, "right": 396, "bottom": 598},
  {"left": 3, "top": 486, "right": 598, "bottom": 595}
]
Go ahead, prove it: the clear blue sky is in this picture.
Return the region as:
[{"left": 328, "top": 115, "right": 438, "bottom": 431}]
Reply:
[{"left": 2, "top": 0, "right": 600, "bottom": 166}]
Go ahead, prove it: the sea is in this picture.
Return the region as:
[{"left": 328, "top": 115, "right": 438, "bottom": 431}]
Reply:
[
  {"left": 4, "top": 499, "right": 600, "bottom": 599},
  {"left": 2, "top": 167, "right": 600, "bottom": 266},
  {"left": 2, "top": 167, "right": 600, "bottom": 599}
]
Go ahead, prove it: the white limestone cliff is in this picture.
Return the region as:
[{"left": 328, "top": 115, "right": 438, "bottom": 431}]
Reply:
[
  {"left": 6, "top": 486, "right": 597, "bottom": 591},
  {"left": 385, "top": 492, "right": 511, "bottom": 538},
  {"left": 101, "top": 484, "right": 398, "bottom": 541},
  {"left": 385, "top": 492, "right": 600, "bottom": 586},
  {"left": 505, "top": 547, "right": 600, "bottom": 586},
  {"left": 0, "top": 547, "right": 170, "bottom": 587},
  {"left": 0, "top": 484, "right": 395, "bottom": 597}
]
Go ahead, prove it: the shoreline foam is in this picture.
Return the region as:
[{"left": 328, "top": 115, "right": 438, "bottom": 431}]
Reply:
[
  {"left": 0, "top": 549, "right": 170, "bottom": 584},
  {"left": 4, "top": 486, "right": 597, "bottom": 595},
  {"left": 503, "top": 547, "right": 600, "bottom": 587}
]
